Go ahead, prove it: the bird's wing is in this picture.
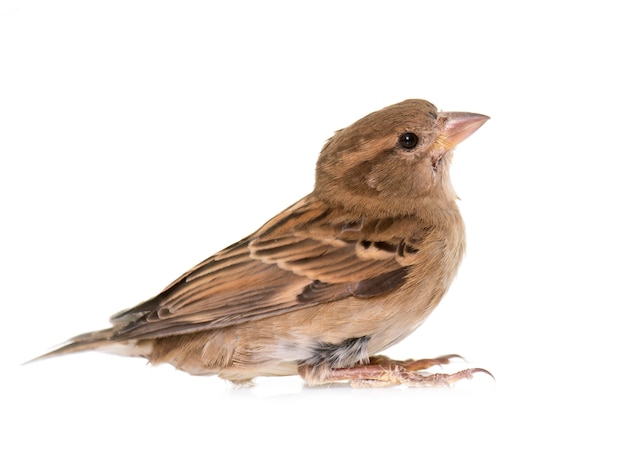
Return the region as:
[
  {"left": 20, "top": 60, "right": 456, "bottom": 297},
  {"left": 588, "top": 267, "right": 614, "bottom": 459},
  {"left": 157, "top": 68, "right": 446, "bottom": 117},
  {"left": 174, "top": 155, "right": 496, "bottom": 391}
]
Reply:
[{"left": 112, "top": 195, "right": 427, "bottom": 339}]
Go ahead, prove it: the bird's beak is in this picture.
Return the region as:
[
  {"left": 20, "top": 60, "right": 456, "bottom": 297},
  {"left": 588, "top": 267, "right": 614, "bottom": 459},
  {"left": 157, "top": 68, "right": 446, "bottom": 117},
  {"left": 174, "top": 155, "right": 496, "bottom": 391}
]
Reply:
[{"left": 437, "top": 112, "right": 490, "bottom": 151}]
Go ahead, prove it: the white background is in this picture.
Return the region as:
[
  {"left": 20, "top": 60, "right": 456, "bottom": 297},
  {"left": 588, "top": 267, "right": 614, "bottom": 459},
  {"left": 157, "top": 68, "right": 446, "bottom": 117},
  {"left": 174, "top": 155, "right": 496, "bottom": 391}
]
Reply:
[{"left": 2, "top": 1, "right": 624, "bottom": 473}]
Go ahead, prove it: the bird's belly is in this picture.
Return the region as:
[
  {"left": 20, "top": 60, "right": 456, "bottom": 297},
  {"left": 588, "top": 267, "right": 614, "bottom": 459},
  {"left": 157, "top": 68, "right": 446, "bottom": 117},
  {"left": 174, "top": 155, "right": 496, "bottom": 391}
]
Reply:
[{"left": 147, "top": 262, "right": 456, "bottom": 381}]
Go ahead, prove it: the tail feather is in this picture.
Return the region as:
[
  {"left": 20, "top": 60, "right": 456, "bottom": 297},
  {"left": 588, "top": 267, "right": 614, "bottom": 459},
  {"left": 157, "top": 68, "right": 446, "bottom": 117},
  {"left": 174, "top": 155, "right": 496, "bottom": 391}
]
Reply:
[{"left": 25, "top": 328, "right": 126, "bottom": 364}]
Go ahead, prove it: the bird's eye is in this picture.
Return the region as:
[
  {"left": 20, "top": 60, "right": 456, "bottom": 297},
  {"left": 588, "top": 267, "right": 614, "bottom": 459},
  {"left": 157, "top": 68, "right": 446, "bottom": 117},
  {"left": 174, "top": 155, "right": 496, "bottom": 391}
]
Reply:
[{"left": 398, "top": 132, "right": 419, "bottom": 150}]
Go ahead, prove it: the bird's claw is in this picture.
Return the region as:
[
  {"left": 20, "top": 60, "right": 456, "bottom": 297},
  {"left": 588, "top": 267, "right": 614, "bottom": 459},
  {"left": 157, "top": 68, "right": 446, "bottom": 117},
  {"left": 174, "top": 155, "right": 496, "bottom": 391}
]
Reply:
[{"left": 319, "top": 354, "right": 493, "bottom": 388}]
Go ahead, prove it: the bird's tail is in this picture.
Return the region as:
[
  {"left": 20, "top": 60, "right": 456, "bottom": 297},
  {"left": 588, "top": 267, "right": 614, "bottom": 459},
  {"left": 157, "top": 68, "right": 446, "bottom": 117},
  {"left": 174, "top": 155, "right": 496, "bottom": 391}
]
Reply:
[{"left": 24, "top": 328, "right": 147, "bottom": 364}]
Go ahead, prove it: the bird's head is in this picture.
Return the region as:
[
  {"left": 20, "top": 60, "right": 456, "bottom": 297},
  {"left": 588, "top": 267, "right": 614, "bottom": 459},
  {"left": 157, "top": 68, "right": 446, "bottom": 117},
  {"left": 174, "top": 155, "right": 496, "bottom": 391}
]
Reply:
[{"left": 315, "top": 99, "right": 489, "bottom": 217}]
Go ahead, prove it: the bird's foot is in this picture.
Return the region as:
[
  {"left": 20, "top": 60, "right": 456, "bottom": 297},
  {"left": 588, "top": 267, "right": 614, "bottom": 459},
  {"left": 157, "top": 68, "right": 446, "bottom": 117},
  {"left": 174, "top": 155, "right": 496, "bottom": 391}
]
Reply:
[{"left": 319, "top": 354, "right": 493, "bottom": 388}]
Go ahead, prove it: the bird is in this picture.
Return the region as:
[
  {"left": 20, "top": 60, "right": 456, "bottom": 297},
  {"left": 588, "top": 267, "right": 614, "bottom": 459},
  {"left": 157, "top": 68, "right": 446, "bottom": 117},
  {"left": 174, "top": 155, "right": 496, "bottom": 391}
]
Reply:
[{"left": 31, "top": 99, "right": 490, "bottom": 387}]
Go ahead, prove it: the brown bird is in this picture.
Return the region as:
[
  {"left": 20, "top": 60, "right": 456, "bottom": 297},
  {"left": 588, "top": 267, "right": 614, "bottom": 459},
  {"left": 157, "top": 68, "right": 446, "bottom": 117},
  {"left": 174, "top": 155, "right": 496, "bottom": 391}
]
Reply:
[{"left": 32, "top": 99, "right": 490, "bottom": 387}]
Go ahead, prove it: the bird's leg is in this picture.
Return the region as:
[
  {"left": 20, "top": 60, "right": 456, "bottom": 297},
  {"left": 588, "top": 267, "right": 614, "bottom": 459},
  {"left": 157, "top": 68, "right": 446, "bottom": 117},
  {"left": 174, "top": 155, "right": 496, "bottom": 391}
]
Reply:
[
  {"left": 368, "top": 353, "right": 463, "bottom": 371},
  {"left": 305, "top": 354, "right": 493, "bottom": 388}
]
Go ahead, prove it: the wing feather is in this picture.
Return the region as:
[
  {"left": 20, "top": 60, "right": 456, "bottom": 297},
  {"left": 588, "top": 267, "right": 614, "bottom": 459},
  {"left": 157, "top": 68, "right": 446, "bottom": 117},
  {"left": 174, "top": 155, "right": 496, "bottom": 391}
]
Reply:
[{"left": 111, "top": 195, "right": 427, "bottom": 339}]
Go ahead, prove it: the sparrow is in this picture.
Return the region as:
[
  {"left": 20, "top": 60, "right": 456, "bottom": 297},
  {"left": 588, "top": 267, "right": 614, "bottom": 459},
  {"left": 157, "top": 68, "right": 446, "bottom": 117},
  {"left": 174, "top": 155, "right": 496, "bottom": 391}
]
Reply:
[{"left": 32, "top": 99, "right": 490, "bottom": 387}]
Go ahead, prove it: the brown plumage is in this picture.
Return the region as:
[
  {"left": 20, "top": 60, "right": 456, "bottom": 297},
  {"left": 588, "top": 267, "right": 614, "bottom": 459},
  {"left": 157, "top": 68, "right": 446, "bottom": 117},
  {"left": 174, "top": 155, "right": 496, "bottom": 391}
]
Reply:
[{"left": 32, "top": 99, "right": 490, "bottom": 387}]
